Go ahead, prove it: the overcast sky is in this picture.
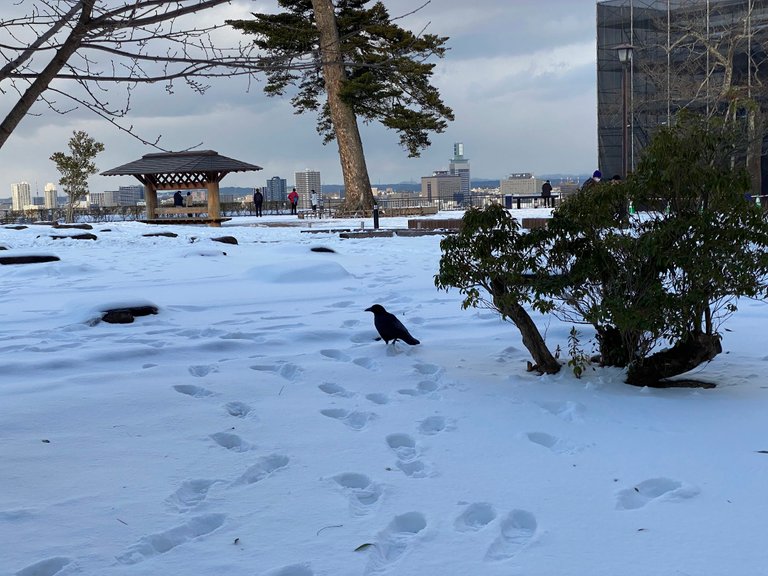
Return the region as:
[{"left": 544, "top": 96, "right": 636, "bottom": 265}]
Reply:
[{"left": 0, "top": 0, "right": 599, "bottom": 195}]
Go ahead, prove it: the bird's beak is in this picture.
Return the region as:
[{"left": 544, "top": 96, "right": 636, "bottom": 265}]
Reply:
[{"left": 364, "top": 306, "right": 372, "bottom": 312}]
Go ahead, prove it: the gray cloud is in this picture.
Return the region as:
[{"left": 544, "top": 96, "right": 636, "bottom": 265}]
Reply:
[{"left": 0, "top": 0, "right": 599, "bottom": 196}]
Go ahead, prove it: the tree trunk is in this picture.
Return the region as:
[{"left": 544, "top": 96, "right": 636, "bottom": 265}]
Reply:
[
  {"left": 747, "top": 106, "right": 763, "bottom": 196},
  {"left": 490, "top": 294, "right": 560, "bottom": 375},
  {"left": 625, "top": 333, "right": 721, "bottom": 386},
  {"left": 0, "top": 0, "right": 95, "bottom": 151},
  {"left": 311, "top": 0, "right": 375, "bottom": 212}
]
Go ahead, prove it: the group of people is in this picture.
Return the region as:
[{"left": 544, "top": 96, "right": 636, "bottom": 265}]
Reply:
[
  {"left": 539, "top": 169, "right": 623, "bottom": 209},
  {"left": 173, "top": 191, "right": 193, "bottom": 217},
  {"left": 256, "top": 187, "right": 319, "bottom": 217}
]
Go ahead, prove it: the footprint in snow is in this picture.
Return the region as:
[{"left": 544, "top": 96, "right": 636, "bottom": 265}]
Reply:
[
  {"left": 386, "top": 433, "right": 418, "bottom": 461},
  {"left": 320, "top": 408, "right": 376, "bottom": 431},
  {"left": 364, "top": 512, "right": 427, "bottom": 574},
  {"left": 116, "top": 513, "right": 226, "bottom": 565},
  {"left": 525, "top": 431, "right": 577, "bottom": 454},
  {"left": 454, "top": 502, "right": 497, "bottom": 532},
  {"left": 395, "top": 458, "right": 433, "bottom": 478},
  {"left": 398, "top": 380, "right": 440, "bottom": 397},
  {"left": 353, "top": 357, "right": 379, "bottom": 371},
  {"left": 188, "top": 364, "right": 218, "bottom": 377},
  {"left": 418, "top": 415, "right": 450, "bottom": 435},
  {"left": 250, "top": 362, "right": 303, "bottom": 381},
  {"left": 536, "top": 400, "right": 586, "bottom": 423},
  {"left": 260, "top": 563, "right": 315, "bottom": 576},
  {"left": 15, "top": 557, "right": 71, "bottom": 576},
  {"left": 328, "top": 300, "right": 355, "bottom": 309},
  {"left": 366, "top": 392, "right": 389, "bottom": 405},
  {"left": 320, "top": 349, "right": 351, "bottom": 362},
  {"left": 484, "top": 509, "right": 538, "bottom": 561},
  {"left": 210, "top": 431, "right": 254, "bottom": 452},
  {"left": 224, "top": 401, "right": 254, "bottom": 418},
  {"left": 166, "top": 479, "right": 222, "bottom": 512},
  {"left": 413, "top": 362, "right": 442, "bottom": 377},
  {"left": 232, "top": 454, "right": 290, "bottom": 486},
  {"left": 615, "top": 477, "right": 700, "bottom": 510},
  {"left": 174, "top": 384, "right": 215, "bottom": 398},
  {"left": 318, "top": 382, "right": 356, "bottom": 398},
  {"left": 332, "top": 472, "right": 383, "bottom": 516}
]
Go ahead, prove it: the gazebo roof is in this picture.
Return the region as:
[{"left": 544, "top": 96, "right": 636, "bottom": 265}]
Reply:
[{"left": 101, "top": 150, "right": 262, "bottom": 188}]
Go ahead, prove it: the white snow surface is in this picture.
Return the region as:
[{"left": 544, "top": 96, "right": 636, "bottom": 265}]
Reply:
[{"left": 2, "top": 212, "right": 767, "bottom": 576}]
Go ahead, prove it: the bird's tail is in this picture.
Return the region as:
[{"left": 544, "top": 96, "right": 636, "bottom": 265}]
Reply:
[{"left": 402, "top": 335, "right": 420, "bottom": 345}]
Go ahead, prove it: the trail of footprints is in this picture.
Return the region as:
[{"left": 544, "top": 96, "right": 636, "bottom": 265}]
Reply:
[{"left": 14, "top": 347, "right": 700, "bottom": 575}]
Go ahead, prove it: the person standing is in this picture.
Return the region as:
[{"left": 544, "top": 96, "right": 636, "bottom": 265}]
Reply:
[
  {"left": 185, "top": 191, "right": 193, "bottom": 217},
  {"left": 253, "top": 188, "right": 264, "bottom": 217},
  {"left": 541, "top": 179, "right": 553, "bottom": 208},
  {"left": 288, "top": 187, "right": 299, "bottom": 215},
  {"left": 173, "top": 191, "right": 184, "bottom": 206},
  {"left": 581, "top": 170, "right": 602, "bottom": 192},
  {"left": 310, "top": 189, "right": 318, "bottom": 214}
]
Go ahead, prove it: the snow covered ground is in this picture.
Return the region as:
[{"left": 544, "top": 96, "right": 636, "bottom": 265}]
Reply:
[{"left": 2, "top": 211, "right": 767, "bottom": 576}]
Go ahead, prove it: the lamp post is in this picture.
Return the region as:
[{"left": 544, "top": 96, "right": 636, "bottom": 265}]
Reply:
[{"left": 616, "top": 43, "right": 634, "bottom": 179}]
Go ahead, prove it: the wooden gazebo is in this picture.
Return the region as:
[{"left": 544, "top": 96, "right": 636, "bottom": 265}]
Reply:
[{"left": 101, "top": 150, "right": 262, "bottom": 226}]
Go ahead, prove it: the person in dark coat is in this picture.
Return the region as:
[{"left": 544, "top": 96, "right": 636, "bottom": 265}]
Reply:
[
  {"left": 365, "top": 304, "right": 420, "bottom": 346},
  {"left": 173, "top": 191, "right": 184, "bottom": 206},
  {"left": 253, "top": 189, "right": 264, "bottom": 217},
  {"left": 541, "top": 179, "right": 553, "bottom": 208},
  {"left": 581, "top": 170, "right": 602, "bottom": 192}
]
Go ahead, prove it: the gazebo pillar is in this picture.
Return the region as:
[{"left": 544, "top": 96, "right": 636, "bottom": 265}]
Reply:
[
  {"left": 145, "top": 182, "right": 158, "bottom": 219},
  {"left": 207, "top": 181, "right": 221, "bottom": 220}
]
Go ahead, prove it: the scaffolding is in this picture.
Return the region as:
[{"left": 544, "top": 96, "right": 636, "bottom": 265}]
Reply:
[{"left": 597, "top": 0, "right": 768, "bottom": 190}]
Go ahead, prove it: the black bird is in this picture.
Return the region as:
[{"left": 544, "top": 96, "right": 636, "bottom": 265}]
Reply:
[{"left": 365, "top": 304, "right": 420, "bottom": 345}]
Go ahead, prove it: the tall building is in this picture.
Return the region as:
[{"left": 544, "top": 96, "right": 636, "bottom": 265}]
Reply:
[
  {"left": 119, "top": 185, "right": 144, "bottom": 203},
  {"left": 597, "top": 0, "right": 768, "bottom": 190},
  {"left": 43, "top": 183, "right": 57, "bottom": 208},
  {"left": 266, "top": 176, "right": 287, "bottom": 203},
  {"left": 91, "top": 186, "right": 143, "bottom": 207},
  {"left": 294, "top": 169, "right": 321, "bottom": 209},
  {"left": 421, "top": 171, "right": 462, "bottom": 208},
  {"left": 449, "top": 142, "right": 471, "bottom": 203},
  {"left": 90, "top": 191, "right": 119, "bottom": 207},
  {"left": 11, "top": 181, "right": 31, "bottom": 211},
  {"left": 500, "top": 173, "right": 542, "bottom": 196}
]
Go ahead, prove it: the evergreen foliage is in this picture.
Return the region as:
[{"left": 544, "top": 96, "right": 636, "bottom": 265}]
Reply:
[
  {"left": 436, "top": 112, "right": 768, "bottom": 386},
  {"left": 227, "top": 0, "right": 453, "bottom": 157},
  {"left": 50, "top": 130, "right": 105, "bottom": 224}
]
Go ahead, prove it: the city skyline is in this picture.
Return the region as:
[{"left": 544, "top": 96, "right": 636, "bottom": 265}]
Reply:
[{"left": 0, "top": 1, "right": 599, "bottom": 196}]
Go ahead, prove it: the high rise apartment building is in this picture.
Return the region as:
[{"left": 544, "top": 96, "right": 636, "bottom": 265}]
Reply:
[
  {"left": 44, "top": 183, "right": 57, "bottom": 208},
  {"left": 11, "top": 181, "right": 31, "bottom": 211},
  {"left": 449, "top": 142, "right": 470, "bottom": 202},
  {"left": 294, "top": 169, "right": 321, "bottom": 209},
  {"left": 266, "top": 176, "right": 287, "bottom": 203}
]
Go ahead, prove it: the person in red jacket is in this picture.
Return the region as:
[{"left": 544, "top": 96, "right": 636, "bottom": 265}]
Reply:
[{"left": 288, "top": 188, "right": 299, "bottom": 215}]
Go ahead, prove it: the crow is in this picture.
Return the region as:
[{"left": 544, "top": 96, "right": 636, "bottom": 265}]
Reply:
[{"left": 365, "top": 304, "right": 420, "bottom": 345}]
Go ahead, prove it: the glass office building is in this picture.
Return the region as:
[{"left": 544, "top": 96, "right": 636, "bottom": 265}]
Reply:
[{"left": 597, "top": 0, "right": 768, "bottom": 191}]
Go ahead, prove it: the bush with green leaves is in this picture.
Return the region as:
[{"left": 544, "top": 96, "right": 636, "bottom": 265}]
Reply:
[
  {"left": 435, "top": 205, "right": 560, "bottom": 374},
  {"left": 436, "top": 112, "right": 768, "bottom": 386}
]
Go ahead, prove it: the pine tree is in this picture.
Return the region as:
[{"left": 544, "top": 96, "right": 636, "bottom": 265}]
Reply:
[{"left": 228, "top": 0, "right": 453, "bottom": 211}]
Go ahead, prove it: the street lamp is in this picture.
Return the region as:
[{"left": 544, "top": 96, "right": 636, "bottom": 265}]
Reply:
[{"left": 616, "top": 43, "right": 634, "bottom": 179}]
